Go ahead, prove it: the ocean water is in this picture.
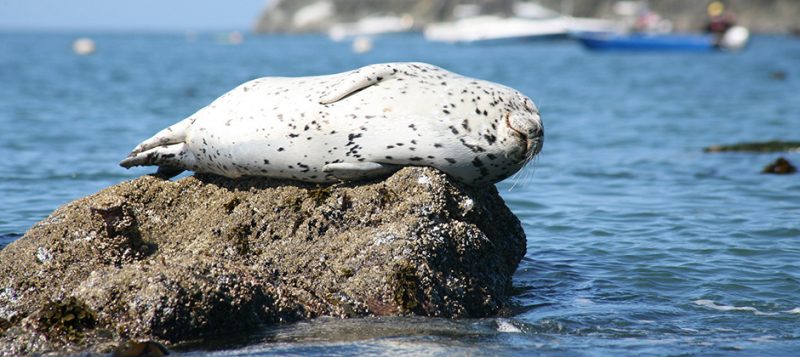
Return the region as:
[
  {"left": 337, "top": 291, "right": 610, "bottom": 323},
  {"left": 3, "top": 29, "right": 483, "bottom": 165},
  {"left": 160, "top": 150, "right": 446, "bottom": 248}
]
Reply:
[{"left": 1, "top": 32, "right": 799, "bottom": 355}]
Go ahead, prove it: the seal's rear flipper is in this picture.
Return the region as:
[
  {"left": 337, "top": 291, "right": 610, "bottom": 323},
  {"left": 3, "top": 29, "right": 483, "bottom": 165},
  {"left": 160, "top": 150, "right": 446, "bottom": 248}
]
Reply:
[
  {"left": 128, "top": 117, "right": 193, "bottom": 155},
  {"left": 120, "top": 143, "right": 194, "bottom": 179},
  {"left": 322, "top": 162, "right": 399, "bottom": 181},
  {"left": 319, "top": 64, "right": 400, "bottom": 104}
]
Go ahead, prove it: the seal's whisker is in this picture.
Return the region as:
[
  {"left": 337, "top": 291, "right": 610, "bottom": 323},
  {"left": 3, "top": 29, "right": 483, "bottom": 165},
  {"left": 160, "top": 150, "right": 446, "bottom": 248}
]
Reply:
[
  {"left": 521, "top": 161, "right": 533, "bottom": 188},
  {"left": 509, "top": 144, "right": 541, "bottom": 191},
  {"left": 508, "top": 151, "right": 534, "bottom": 192},
  {"left": 525, "top": 156, "right": 539, "bottom": 186},
  {"left": 507, "top": 159, "right": 526, "bottom": 191}
]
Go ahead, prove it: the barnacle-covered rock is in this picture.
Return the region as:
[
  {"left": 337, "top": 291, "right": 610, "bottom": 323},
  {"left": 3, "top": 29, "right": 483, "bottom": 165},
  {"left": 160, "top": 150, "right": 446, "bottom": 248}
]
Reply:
[{"left": 0, "top": 167, "right": 525, "bottom": 355}]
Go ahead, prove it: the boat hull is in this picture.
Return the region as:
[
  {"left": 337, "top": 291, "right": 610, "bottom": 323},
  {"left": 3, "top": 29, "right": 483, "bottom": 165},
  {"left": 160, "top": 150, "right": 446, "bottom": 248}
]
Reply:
[{"left": 575, "top": 32, "right": 716, "bottom": 52}]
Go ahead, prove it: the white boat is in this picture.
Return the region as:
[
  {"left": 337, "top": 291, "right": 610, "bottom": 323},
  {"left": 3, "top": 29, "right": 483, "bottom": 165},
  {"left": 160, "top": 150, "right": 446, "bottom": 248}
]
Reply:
[
  {"left": 424, "top": 1, "right": 619, "bottom": 45},
  {"left": 424, "top": 15, "right": 619, "bottom": 44},
  {"left": 328, "top": 15, "right": 414, "bottom": 41},
  {"left": 425, "top": 15, "right": 563, "bottom": 44}
]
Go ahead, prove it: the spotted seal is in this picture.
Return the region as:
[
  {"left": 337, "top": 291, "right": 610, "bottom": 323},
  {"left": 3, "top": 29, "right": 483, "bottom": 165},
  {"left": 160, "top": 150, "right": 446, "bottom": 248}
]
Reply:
[{"left": 120, "top": 62, "right": 543, "bottom": 186}]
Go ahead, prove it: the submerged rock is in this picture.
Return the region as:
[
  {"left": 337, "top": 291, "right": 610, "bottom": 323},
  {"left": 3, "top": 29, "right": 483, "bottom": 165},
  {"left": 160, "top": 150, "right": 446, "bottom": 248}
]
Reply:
[
  {"left": 762, "top": 157, "right": 797, "bottom": 174},
  {"left": 0, "top": 167, "right": 525, "bottom": 355}
]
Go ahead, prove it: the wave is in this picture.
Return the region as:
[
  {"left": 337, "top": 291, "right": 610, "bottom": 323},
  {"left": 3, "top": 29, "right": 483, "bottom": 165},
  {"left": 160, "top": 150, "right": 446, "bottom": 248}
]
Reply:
[{"left": 693, "top": 299, "right": 780, "bottom": 316}]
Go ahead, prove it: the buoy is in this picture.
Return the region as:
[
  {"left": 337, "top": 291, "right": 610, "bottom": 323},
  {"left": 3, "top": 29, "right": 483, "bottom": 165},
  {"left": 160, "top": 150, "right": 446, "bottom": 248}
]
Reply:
[
  {"left": 720, "top": 26, "right": 749, "bottom": 50},
  {"left": 352, "top": 36, "right": 373, "bottom": 54},
  {"left": 227, "top": 31, "right": 243, "bottom": 45},
  {"left": 72, "top": 37, "right": 96, "bottom": 55},
  {"left": 217, "top": 31, "right": 244, "bottom": 45}
]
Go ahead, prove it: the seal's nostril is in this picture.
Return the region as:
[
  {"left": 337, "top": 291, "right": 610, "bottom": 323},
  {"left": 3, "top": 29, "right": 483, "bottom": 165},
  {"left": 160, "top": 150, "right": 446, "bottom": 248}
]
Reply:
[{"left": 533, "top": 119, "right": 544, "bottom": 138}]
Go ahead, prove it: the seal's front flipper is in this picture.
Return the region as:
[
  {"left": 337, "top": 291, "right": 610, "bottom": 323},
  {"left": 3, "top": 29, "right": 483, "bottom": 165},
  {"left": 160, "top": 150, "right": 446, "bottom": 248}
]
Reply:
[
  {"left": 322, "top": 162, "right": 400, "bottom": 181},
  {"left": 319, "top": 64, "right": 400, "bottom": 104}
]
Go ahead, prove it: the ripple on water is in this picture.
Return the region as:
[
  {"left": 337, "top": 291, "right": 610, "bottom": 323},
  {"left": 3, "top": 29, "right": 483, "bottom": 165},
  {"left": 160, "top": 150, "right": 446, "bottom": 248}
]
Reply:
[
  {"left": 0, "top": 233, "right": 22, "bottom": 250},
  {"left": 2, "top": 33, "right": 800, "bottom": 355}
]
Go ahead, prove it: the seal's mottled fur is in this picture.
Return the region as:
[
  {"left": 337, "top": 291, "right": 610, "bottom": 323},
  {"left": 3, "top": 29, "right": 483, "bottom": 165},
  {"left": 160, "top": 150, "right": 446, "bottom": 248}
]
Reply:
[{"left": 121, "top": 63, "right": 543, "bottom": 185}]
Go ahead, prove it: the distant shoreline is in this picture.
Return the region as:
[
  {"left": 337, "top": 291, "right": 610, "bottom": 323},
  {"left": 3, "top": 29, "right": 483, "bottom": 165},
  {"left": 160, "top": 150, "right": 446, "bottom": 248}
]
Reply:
[{"left": 254, "top": 0, "right": 800, "bottom": 35}]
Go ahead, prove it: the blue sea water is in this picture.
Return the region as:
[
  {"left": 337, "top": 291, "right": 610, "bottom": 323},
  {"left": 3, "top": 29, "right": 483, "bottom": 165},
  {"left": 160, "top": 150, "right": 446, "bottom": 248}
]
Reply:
[{"left": 1, "top": 32, "right": 799, "bottom": 355}]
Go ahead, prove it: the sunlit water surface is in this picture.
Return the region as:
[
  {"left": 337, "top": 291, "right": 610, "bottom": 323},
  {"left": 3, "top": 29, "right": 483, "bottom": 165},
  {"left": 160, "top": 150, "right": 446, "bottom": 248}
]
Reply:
[{"left": 1, "top": 32, "right": 799, "bottom": 355}]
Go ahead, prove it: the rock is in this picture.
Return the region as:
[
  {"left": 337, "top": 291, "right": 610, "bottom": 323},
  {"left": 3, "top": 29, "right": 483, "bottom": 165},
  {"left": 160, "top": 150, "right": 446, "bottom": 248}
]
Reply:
[
  {"left": 770, "top": 70, "right": 787, "bottom": 80},
  {"left": 112, "top": 340, "right": 169, "bottom": 357},
  {"left": 704, "top": 140, "right": 800, "bottom": 153},
  {"left": 0, "top": 167, "right": 525, "bottom": 355},
  {"left": 762, "top": 157, "right": 797, "bottom": 174}
]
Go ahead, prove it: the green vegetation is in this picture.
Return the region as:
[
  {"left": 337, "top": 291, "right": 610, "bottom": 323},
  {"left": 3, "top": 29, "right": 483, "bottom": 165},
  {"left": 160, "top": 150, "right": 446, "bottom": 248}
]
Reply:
[
  {"left": 35, "top": 297, "right": 97, "bottom": 342},
  {"left": 377, "top": 185, "right": 398, "bottom": 208},
  {"left": 704, "top": 140, "right": 800, "bottom": 153},
  {"left": 392, "top": 262, "right": 420, "bottom": 312},
  {"left": 307, "top": 185, "right": 332, "bottom": 206}
]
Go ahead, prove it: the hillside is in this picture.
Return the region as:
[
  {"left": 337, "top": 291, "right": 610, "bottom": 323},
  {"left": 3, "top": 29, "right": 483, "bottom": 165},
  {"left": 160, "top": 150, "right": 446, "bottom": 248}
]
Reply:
[{"left": 253, "top": 0, "right": 800, "bottom": 34}]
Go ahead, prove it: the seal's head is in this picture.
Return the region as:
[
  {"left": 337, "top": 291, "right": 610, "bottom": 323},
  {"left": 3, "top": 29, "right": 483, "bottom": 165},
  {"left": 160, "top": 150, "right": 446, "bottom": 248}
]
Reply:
[{"left": 500, "top": 93, "right": 544, "bottom": 166}]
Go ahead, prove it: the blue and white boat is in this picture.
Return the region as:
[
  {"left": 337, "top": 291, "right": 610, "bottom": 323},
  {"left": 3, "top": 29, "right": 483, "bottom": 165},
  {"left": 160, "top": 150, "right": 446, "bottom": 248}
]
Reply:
[{"left": 574, "top": 26, "right": 749, "bottom": 52}]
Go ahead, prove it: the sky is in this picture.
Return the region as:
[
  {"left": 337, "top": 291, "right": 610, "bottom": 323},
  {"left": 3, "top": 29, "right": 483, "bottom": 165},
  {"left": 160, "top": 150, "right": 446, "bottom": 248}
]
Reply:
[{"left": 0, "top": 0, "right": 270, "bottom": 31}]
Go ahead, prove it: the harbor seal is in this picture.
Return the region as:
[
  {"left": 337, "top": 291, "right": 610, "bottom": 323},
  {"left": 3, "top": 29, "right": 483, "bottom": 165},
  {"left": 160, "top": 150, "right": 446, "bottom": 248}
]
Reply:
[{"left": 120, "top": 62, "right": 543, "bottom": 186}]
